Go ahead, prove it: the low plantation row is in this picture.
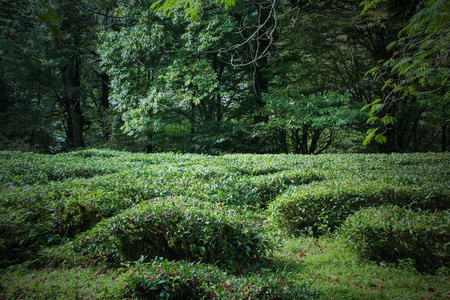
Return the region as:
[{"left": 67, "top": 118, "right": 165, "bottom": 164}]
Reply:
[{"left": 0, "top": 149, "right": 449, "bottom": 298}]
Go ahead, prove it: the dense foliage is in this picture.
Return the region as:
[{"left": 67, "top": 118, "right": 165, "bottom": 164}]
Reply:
[
  {"left": 0, "top": 150, "right": 448, "bottom": 298},
  {"left": 1, "top": 0, "right": 449, "bottom": 297},
  {"left": 339, "top": 205, "right": 449, "bottom": 272},
  {"left": 0, "top": 0, "right": 447, "bottom": 153},
  {"left": 71, "top": 197, "right": 271, "bottom": 264}
]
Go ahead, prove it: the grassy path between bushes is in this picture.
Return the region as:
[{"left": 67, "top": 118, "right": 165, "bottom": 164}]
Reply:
[
  {"left": 1, "top": 236, "right": 448, "bottom": 299},
  {"left": 0, "top": 149, "right": 449, "bottom": 299},
  {"left": 278, "top": 236, "right": 449, "bottom": 299}
]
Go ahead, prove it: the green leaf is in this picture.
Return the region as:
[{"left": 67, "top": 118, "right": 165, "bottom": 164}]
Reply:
[
  {"left": 361, "top": 99, "right": 382, "bottom": 112},
  {"left": 48, "top": 8, "right": 61, "bottom": 22},
  {"left": 381, "top": 79, "right": 392, "bottom": 91},
  {"left": 365, "top": 66, "right": 381, "bottom": 78},
  {"left": 366, "top": 116, "right": 379, "bottom": 124},
  {"left": 363, "top": 128, "right": 378, "bottom": 145},
  {"left": 374, "top": 134, "right": 387, "bottom": 144},
  {"left": 368, "top": 103, "right": 383, "bottom": 117},
  {"left": 381, "top": 115, "right": 397, "bottom": 125}
]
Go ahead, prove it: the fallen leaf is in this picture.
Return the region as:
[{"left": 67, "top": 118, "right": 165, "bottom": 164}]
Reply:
[{"left": 328, "top": 274, "right": 338, "bottom": 281}]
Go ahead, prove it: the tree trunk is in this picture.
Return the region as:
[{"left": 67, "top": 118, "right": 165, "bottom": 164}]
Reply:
[
  {"left": 100, "top": 72, "right": 111, "bottom": 140},
  {"left": 71, "top": 98, "right": 84, "bottom": 148},
  {"left": 442, "top": 124, "right": 447, "bottom": 152},
  {"left": 63, "top": 55, "right": 85, "bottom": 148},
  {"left": 251, "top": 1, "right": 273, "bottom": 124},
  {"left": 101, "top": 72, "right": 110, "bottom": 109}
]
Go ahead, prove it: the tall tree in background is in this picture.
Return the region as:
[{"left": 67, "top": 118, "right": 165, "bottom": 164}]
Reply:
[
  {"left": 98, "top": 0, "right": 283, "bottom": 153},
  {"left": 363, "top": 0, "right": 449, "bottom": 152},
  {"left": 0, "top": 0, "right": 115, "bottom": 150},
  {"left": 0, "top": 0, "right": 59, "bottom": 151},
  {"left": 259, "top": 0, "right": 418, "bottom": 153},
  {"left": 1, "top": 0, "right": 446, "bottom": 153}
]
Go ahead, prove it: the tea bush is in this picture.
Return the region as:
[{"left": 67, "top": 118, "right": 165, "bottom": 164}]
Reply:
[
  {"left": 1, "top": 150, "right": 449, "bottom": 298},
  {"left": 312, "top": 153, "right": 449, "bottom": 185},
  {"left": 0, "top": 183, "right": 64, "bottom": 267},
  {"left": 120, "top": 257, "right": 318, "bottom": 299},
  {"left": 0, "top": 150, "right": 128, "bottom": 188},
  {"left": 267, "top": 180, "right": 450, "bottom": 235},
  {"left": 246, "top": 169, "right": 324, "bottom": 207},
  {"left": 0, "top": 179, "right": 140, "bottom": 266},
  {"left": 218, "top": 154, "right": 294, "bottom": 176},
  {"left": 338, "top": 205, "right": 449, "bottom": 272},
  {"left": 71, "top": 197, "right": 272, "bottom": 264},
  {"left": 0, "top": 203, "right": 57, "bottom": 268}
]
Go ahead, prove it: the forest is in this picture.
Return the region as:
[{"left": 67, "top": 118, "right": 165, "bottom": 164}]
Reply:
[
  {"left": 0, "top": 0, "right": 448, "bottom": 154},
  {"left": 0, "top": 0, "right": 449, "bottom": 299}
]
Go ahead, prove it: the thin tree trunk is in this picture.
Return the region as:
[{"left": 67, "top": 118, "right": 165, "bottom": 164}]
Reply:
[
  {"left": 100, "top": 72, "right": 110, "bottom": 140},
  {"left": 442, "top": 124, "right": 447, "bottom": 152},
  {"left": 64, "top": 55, "right": 85, "bottom": 148}
]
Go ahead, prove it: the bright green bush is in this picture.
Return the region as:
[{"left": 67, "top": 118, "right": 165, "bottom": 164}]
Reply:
[
  {"left": 338, "top": 205, "right": 449, "bottom": 272},
  {"left": 114, "top": 164, "right": 322, "bottom": 208},
  {"left": 120, "top": 257, "right": 318, "bottom": 299},
  {"left": 55, "top": 187, "right": 139, "bottom": 237},
  {"left": 0, "top": 151, "right": 122, "bottom": 187},
  {"left": 246, "top": 169, "right": 324, "bottom": 207},
  {"left": 0, "top": 179, "right": 139, "bottom": 266},
  {"left": 71, "top": 197, "right": 272, "bottom": 264},
  {"left": 1, "top": 150, "right": 449, "bottom": 274},
  {"left": 267, "top": 180, "right": 450, "bottom": 235}
]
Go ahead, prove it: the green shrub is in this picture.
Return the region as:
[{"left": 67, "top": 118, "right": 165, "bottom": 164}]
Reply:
[
  {"left": 338, "top": 205, "right": 449, "bottom": 272},
  {"left": 118, "top": 164, "right": 322, "bottom": 208},
  {"left": 0, "top": 180, "right": 139, "bottom": 267},
  {"left": 69, "top": 149, "right": 125, "bottom": 158},
  {"left": 0, "top": 202, "right": 58, "bottom": 267},
  {"left": 267, "top": 180, "right": 449, "bottom": 235},
  {"left": 55, "top": 188, "right": 137, "bottom": 237},
  {"left": 247, "top": 169, "right": 324, "bottom": 207},
  {"left": 71, "top": 197, "right": 272, "bottom": 265},
  {"left": 0, "top": 151, "right": 121, "bottom": 187},
  {"left": 120, "top": 257, "right": 318, "bottom": 299}
]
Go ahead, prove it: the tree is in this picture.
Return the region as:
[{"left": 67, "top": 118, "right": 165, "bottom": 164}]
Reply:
[
  {"left": 263, "top": 90, "right": 358, "bottom": 154},
  {"left": 0, "top": 0, "right": 117, "bottom": 151},
  {"left": 0, "top": 0, "right": 61, "bottom": 151},
  {"left": 151, "top": 0, "right": 236, "bottom": 20},
  {"left": 363, "top": 0, "right": 449, "bottom": 151},
  {"left": 257, "top": 0, "right": 417, "bottom": 153},
  {"left": 98, "top": 0, "right": 284, "bottom": 153}
]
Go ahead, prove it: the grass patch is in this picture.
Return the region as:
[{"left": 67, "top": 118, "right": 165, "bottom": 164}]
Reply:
[
  {"left": 277, "top": 235, "right": 450, "bottom": 299},
  {"left": 0, "top": 266, "right": 123, "bottom": 299}
]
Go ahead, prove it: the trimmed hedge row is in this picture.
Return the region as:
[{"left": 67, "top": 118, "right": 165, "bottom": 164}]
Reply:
[
  {"left": 71, "top": 197, "right": 272, "bottom": 265},
  {"left": 0, "top": 152, "right": 121, "bottom": 187},
  {"left": 0, "top": 178, "right": 142, "bottom": 267},
  {"left": 0, "top": 149, "right": 211, "bottom": 188},
  {"left": 120, "top": 258, "right": 318, "bottom": 299},
  {"left": 246, "top": 169, "right": 324, "bottom": 207},
  {"left": 1, "top": 150, "right": 448, "bottom": 269},
  {"left": 0, "top": 163, "right": 322, "bottom": 266},
  {"left": 338, "top": 205, "right": 449, "bottom": 272},
  {"left": 267, "top": 180, "right": 449, "bottom": 235}
]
